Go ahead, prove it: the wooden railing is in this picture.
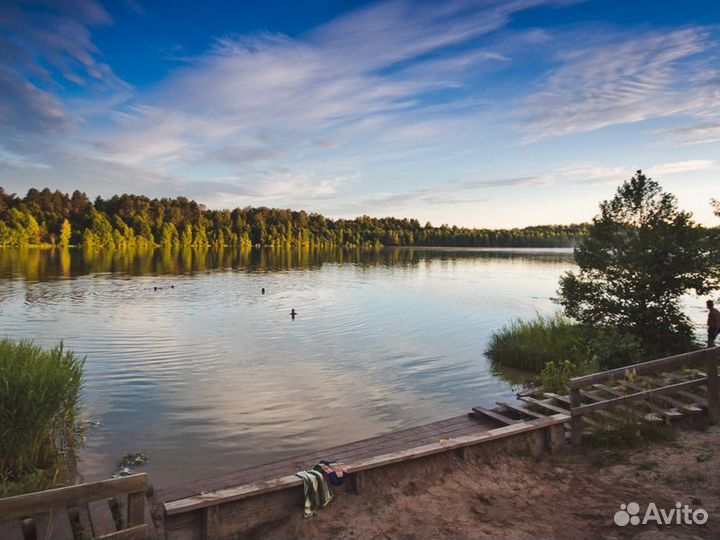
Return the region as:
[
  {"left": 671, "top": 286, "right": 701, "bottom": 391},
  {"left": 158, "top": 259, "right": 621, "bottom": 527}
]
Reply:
[
  {"left": 569, "top": 347, "right": 720, "bottom": 446},
  {"left": 0, "top": 473, "right": 151, "bottom": 540}
]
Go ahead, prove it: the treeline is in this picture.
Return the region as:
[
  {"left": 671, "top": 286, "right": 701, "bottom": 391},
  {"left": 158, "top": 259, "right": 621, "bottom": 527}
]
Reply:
[{"left": 0, "top": 187, "right": 588, "bottom": 249}]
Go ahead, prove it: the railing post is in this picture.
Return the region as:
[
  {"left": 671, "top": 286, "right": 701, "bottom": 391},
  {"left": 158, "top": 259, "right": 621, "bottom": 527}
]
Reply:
[
  {"left": 706, "top": 351, "right": 720, "bottom": 424},
  {"left": 570, "top": 384, "right": 582, "bottom": 446}
]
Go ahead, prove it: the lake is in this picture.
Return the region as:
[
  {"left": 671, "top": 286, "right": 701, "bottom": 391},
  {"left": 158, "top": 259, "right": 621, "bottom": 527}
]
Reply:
[{"left": 0, "top": 246, "right": 705, "bottom": 488}]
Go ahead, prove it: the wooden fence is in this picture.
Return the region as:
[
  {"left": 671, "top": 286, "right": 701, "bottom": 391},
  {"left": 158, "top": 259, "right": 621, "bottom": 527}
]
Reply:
[
  {"left": 0, "top": 473, "right": 154, "bottom": 540},
  {"left": 569, "top": 347, "right": 720, "bottom": 445}
]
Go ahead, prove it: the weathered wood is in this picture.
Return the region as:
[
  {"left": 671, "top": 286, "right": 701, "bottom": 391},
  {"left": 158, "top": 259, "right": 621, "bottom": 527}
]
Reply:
[
  {"left": 572, "top": 378, "right": 707, "bottom": 416},
  {"left": 676, "top": 390, "right": 709, "bottom": 408},
  {"left": 0, "top": 474, "right": 148, "bottom": 523},
  {"left": 353, "top": 471, "right": 365, "bottom": 495},
  {"left": 570, "top": 348, "right": 717, "bottom": 388},
  {"left": 88, "top": 499, "right": 117, "bottom": 537},
  {"left": 705, "top": 358, "right": 719, "bottom": 422},
  {"left": 495, "top": 401, "right": 547, "bottom": 419},
  {"left": 34, "top": 507, "right": 74, "bottom": 540},
  {"left": 164, "top": 414, "right": 568, "bottom": 516},
  {"left": 95, "top": 524, "right": 148, "bottom": 540},
  {"left": 518, "top": 396, "right": 569, "bottom": 414},
  {"left": 593, "top": 384, "right": 682, "bottom": 420},
  {"left": 470, "top": 406, "right": 517, "bottom": 426},
  {"left": 127, "top": 493, "right": 145, "bottom": 528},
  {"left": 144, "top": 498, "right": 158, "bottom": 540},
  {"left": 0, "top": 520, "right": 24, "bottom": 540},
  {"left": 202, "top": 506, "right": 219, "bottom": 540},
  {"left": 157, "top": 413, "right": 491, "bottom": 504},
  {"left": 570, "top": 386, "right": 582, "bottom": 446},
  {"left": 544, "top": 392, "right": 571, "bottom": 405},
  {"left": 77, "top": 504, "right": 94, "bottom": 539}
]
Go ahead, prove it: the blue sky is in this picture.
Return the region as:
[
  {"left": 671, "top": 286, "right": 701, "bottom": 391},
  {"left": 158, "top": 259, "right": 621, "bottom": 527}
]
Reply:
[{"left": 1, "top": 0, "right": 719, "bottom": 227}]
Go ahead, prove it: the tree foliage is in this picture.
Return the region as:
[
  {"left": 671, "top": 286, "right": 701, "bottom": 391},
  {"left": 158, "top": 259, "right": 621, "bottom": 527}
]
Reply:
[
  {"left": 0, "top": 186, "right": 588, "bottom": 249},
  {"left": 557, "top": 171, "right": 718, "bottom": 357}
]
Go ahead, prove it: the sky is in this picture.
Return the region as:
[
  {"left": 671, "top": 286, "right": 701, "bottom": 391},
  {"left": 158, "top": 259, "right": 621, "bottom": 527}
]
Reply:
[{"left": 1, "top": 0, "right": 719, "bottom": 228}]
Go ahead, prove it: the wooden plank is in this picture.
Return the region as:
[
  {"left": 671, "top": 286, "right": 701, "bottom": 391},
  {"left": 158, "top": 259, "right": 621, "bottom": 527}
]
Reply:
[
  {"left": 519, "top": 396, "right": 569, "bottom": 415},
  {"left": 203, "top": 506, "right": 219, "bottom": 540},
  {"left": 470, "top": 406, "right": 518, "bottom": 425},
  {"left": 144, "top": 498, "right": 158, "bottom": 540},
  {"left": 676, "top": 390, "right": 708, "bottom": 408},
  {"left": 573, "top": 378, "right": 707, "bottom": 416},
  {"left": 495, "top": 401, "right": 547, "bottom": 419},
  {"left": 164, "top": 414, "right": 568, "bottom": 515},
  {"left": 0, "top": 475, "right": 148, "bottom": 523},
  {"left": 158, "top": 414, "right": 489, "bottom": 503},
  {"left": 88, "top": 499, "right": 117, "bottom": 537},
  {"left": 95, "top": 524, "right": 148, "bottom": 540},
  {"left": 593, "top": 384, "right": 682, "bottom": 419},
  {"left": 77, "top": 504, "right": 94, "bottom": 540},
  {"left": 34, "top": 507, "right": 74, "bottom": 540},
  {"left": 0, "top": 520, "right": 24, "bottom": 540},
  {"left": 570, "top": 348, "right": 719, "bottom": 388},
  {"left": 127, "top": 493, "right": 145, "bottom": 528},
  {"left": 544, "top": 393, "right": 571, "bottom": 405},
  {"left": 625, "top": 382, "right": 703, "bottom": 413}
]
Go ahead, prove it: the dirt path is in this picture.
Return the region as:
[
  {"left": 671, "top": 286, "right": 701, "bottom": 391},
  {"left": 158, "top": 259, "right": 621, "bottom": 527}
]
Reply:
[{"left": 257, "top": 425, "right": 720, "bottom": 539}]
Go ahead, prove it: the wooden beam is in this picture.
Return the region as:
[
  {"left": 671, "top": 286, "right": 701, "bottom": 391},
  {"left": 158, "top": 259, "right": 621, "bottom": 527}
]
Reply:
[
  {"left": 593, "top": 384, "right": 682, "bottom": 419},
  {"left": 707, "top": 358, "right": 720, "bottom": 423},
  {"left": 625, "top": 383, "right": 702, "bottom": 413},
  {"left": 34, "top": 507, "right": 74, "bottom": 540},
  {"left": 88, "top": 499, "right": 117, "bottom": 537},
  {"left": 0, "top": 474, "right": 148, "bottom": 522},
  {"left": 518, "top": 396, "right": 569, "bottom": 415},
  {"left": 470, "top": 406, "right": 517, "bottom": 426},
  {"left": 0, "top": 520, "right": 24, "bottom": 540},
  {"left": 495, "top": 401, "right": 547, "bottom": 419},
  {"left": 95, "top": 524, "right": 148, "bottom": 540},
  {"left": 570, "top": 348, "right": 719, "bottom": 389},
  {"left": 572, "top": 378, "right": 707, "bottom": 416},
  {"left": 163, "top": 414, "right": 569, "bottom": 516}
]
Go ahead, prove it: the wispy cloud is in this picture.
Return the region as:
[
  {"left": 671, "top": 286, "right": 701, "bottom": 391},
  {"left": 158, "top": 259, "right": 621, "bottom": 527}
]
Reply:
[{"left": 520, "top": 27, "right": 719, "bottom": 140}]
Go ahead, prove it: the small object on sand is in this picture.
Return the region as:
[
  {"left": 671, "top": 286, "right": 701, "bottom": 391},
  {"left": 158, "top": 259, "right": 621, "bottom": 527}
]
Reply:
[{"left": 291, "top": 308, "right": 297, "bottom": 319}]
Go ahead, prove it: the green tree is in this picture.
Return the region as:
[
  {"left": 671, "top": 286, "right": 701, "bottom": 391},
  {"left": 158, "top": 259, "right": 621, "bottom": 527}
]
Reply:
[{"left": 557, "top": 171, "right": 718, "bottom": 358}]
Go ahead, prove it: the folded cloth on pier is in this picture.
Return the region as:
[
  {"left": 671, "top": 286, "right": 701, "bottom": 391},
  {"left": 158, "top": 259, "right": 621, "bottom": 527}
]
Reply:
[
  {"left": 314, "top": 460, "right": 349, "bottom": 486},
  {"left": 296, "top": 470, "right": 333, "bottom": 517}
]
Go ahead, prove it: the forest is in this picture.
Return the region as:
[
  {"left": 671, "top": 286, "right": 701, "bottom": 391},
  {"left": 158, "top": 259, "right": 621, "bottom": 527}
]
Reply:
[{"left": 0, "top": 187, "right": 588, "bottom": 249}]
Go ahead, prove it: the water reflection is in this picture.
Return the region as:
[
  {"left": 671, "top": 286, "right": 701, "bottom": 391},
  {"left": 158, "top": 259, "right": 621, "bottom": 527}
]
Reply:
[{"left": 0, "top": 246, "right": 575, "bottom": 487}]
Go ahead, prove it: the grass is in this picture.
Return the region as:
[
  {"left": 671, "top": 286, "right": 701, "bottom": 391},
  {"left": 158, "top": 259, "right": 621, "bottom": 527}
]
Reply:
[
  {"left": 486, "top": 314, "right": 582, "bottom": 373},
  {"left": 486, "top": 314, "right": 645, "bottom": 376},
  {"left": 0, "top": 339, "right": 84, "bottom": 496}
]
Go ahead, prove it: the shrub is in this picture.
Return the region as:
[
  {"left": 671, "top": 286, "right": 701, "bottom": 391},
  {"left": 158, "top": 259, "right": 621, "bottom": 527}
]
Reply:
[{"left": 0, "top": 339, "right": 84, "bottom": 493}]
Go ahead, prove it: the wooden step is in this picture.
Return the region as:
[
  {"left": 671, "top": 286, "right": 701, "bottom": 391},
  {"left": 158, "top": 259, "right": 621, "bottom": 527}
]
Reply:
[
  {"left": 470, "top": 406, "right": 518, "bottom": 426},
  {"left": 518, "top": 396, "right": 569, "bottom": 415},
  {"left": 496, "top": 401, "right": 547, "bottom": 419}
]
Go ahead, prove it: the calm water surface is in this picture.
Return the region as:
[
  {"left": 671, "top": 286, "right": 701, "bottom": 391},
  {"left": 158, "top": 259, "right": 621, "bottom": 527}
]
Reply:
[{"left": 0, "top": 247, "right": 642, "bottom": 486}]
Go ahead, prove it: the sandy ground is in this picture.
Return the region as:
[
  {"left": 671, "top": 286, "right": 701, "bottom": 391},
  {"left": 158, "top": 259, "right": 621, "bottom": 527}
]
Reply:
[{"left": 256, "top": 424, "right": 720, "bottom": 540}]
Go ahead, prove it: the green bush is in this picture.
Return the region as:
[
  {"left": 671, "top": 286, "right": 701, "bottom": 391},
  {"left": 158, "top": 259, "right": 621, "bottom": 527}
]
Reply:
[
  {"left": 486, "top": 314, "right": 645, "bottom": 374},
  {"left": 540, "top": 358, "right": 598, "bottom": 395},
  {"left": 0, "top": 339, "right": 84, "bottom": 493}
]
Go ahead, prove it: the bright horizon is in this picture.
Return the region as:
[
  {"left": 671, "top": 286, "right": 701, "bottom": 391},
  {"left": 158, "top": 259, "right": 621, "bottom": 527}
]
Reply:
[{"left": 1, "top": 1, "right": 719, "bottom": 228}]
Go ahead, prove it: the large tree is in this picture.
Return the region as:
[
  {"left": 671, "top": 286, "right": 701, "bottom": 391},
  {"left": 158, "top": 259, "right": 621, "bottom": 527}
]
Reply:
[{"left": 557, "top": 170, "right": 718, "bottom": 358}]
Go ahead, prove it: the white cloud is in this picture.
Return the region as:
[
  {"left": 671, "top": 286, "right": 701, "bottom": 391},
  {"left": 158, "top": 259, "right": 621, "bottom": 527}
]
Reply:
[{"left": 520, "top": 27, "right": 719, "bottom": 140}]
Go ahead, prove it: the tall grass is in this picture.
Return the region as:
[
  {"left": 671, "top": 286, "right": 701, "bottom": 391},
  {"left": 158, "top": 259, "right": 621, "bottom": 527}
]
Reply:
[
  {"left": 486, "top": 315, "right": 583, "bottom": 372},
  {"left": 0, "top": 339, "right": 84, "bottom": 493},
  {"left": 486, "top": 314, "right": 644, "bottom": 374}
]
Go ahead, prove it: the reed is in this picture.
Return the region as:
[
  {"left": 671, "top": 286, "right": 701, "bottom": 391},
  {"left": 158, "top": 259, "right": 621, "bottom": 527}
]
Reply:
[
  {"left": 0, "top": 339, "right": 84, "bottom": 494},
  {"left": 486, "top": 314, "right": 582, "bottom": 372},
  {"left": 486, "top": 314, "right": 645, "bottom": 374}
]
